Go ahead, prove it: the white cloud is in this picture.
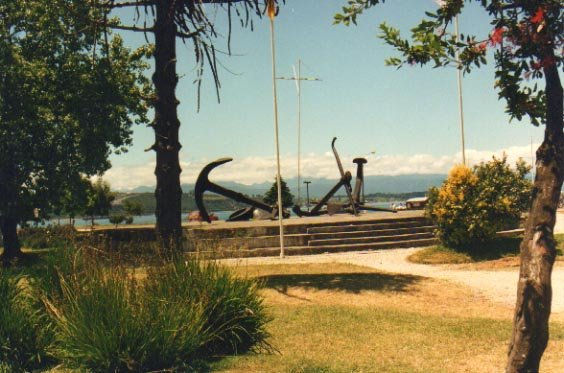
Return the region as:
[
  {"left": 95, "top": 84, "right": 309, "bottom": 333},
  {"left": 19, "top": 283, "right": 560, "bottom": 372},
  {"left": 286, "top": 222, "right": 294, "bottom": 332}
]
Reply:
[
  {"left": 100, "top": 162, "right": 157, "bottom": 191},
  {"left": 435, "top": 0, "right": 447, "bottom": 8},
  {"left": 102, "top": 143, "right": 538, "bottom": 191}
]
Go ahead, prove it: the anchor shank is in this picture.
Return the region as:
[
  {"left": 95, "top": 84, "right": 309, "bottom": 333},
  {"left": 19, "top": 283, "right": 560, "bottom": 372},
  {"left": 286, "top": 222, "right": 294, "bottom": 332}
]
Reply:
[
  {"left": 311, "top": 172, "right": 351, "bottom": 214},
  {"left": 207, "top": 182, "right": 274, "bottom": 213},
  {"left": 332, "top": 137, "right": 357, "bottom": 215}
]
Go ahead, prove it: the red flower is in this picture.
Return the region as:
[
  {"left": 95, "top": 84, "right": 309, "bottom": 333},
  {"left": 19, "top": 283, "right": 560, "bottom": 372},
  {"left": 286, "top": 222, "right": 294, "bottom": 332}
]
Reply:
[
  {"left": 471, "top": 41, "right": 487, "bottom": 53},
  {"left": 530, "top": 7, "right": 544, "bottom": 24},
  {"left": 489, "top": 27, "right": 505, "bottom": 46}
]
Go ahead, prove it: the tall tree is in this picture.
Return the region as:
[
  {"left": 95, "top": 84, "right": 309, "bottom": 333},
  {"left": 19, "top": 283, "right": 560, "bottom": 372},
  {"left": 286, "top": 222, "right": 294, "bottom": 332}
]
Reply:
[
  {"left": 85, "top": 179, "right": 116, "bottom": 226},
  {"left": 123, "top": 199, "right": 144, "bottom": 217},
  {"left": 264, "top": 177, "right": 294, "bottom": 208},
  {"left": 54, "top": 175, "right": 92, "bottom": 226},
  {"left": 335, "top": 1, "right": 562, "bottom": 370},
  {"left": 0, "top": 0, "right": 150, "bottom": 262},
  {"left": 93, "top": 0, "right": 275, "bottom": 249}
]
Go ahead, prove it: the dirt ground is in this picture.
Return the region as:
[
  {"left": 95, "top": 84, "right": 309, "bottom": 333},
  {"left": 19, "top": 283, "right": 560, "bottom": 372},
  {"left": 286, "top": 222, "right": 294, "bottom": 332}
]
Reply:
[{"left": 224, "top": 212, "right": 564, "bottom": 320}]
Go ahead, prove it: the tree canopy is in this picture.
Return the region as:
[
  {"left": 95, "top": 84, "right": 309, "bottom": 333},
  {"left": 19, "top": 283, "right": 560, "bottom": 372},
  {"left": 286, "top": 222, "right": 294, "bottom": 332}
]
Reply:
[
  {"left": 85, "top": 179, "right": 115, "bottom": 226},
  {"left": 0, "top": 0, "right": 151, "bottom": 260},
  {"left": 264, "top": 177, "right": 294, "bottom": 208}
]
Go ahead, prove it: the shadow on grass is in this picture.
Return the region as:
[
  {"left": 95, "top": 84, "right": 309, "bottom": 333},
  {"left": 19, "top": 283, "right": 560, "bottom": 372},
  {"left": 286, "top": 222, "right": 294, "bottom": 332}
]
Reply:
[
  {"left": 459, "top": 237, "right": 522, "bottom": 261},
  {"left": 0, "top": 249, "right": 54, "bottom": 269},
  {"left": 458, "top": 234, "right": 563, "bottom": 261},
  {"left": 412, "top": 235, "right": 564, "bottom": 265},
  {"left": 257, "top": 272, "right": 422, "bottom": 295}
]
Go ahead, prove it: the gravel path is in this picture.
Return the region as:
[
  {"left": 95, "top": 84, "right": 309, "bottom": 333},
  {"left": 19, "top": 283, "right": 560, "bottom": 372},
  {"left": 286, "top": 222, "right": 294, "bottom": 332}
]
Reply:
[
  {"left": 230, "top": 249, "right": 564, "bottom": 313},
  {"left": 228, "top": 212, "right": 564, "bottom": 313}
]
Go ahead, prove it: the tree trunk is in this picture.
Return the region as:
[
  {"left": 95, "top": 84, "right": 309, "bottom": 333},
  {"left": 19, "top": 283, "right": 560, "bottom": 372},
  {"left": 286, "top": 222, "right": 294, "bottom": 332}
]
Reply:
[
  {"left": 0, "top": 165, "right": 23, "bottom": 264},
  {"left": 0, "top": 215, "right": 22, "bottom": 264},
  {"left": 506, "top": 63, "right": 563, "bottom": 372},
  {"left": 152, "top": 1, "right": 183, "bottom": 250}
]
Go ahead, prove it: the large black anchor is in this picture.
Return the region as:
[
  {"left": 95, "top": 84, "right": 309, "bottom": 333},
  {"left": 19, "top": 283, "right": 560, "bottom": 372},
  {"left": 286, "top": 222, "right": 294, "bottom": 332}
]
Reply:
[
  {"left": 194, "top": 158, "right": 287, "bottom": 223},
  {"left": 292, "top": 137, "right": 396, "bottom": 217},
  {"left": 292, "top": 137, "right": 355, "bottom": 217}
]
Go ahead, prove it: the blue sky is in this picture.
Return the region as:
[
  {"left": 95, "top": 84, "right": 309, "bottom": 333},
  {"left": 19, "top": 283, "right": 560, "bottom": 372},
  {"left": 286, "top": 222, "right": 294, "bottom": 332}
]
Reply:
[{"left": 104, "top": 0, "right": 546, "bottom": 190}]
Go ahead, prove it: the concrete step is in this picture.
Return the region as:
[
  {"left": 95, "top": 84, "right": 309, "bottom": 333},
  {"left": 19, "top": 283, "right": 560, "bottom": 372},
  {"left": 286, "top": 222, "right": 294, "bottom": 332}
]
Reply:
[
  {"left": 308, "top": 225, "right": 435, "bottom": 240},
  {"left": 302, "top": 216, "right": 427, "bottom": 228},
  {"left": 308, "top": 232, "right": 434, "bottom": 247},
  {"left": 307, "top": 220, "right": 431, "bottom": 234},
  {"left": 188, "top": 216, "right": 429, "bottom": 239},
  {"left": 193, "top": 233, "right": 309, "bottom": 251},
  {"left": 215, "top": 237, "right": 438, "bottom": 258},
  {"left": 195, "top": 227, "right": 435, "bottom": 251}
]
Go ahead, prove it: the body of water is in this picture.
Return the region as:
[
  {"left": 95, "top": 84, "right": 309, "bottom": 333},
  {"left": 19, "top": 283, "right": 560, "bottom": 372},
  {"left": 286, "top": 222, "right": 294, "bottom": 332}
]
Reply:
[{"left": 33, "top": 202, "right": 398, "bottom": 227}]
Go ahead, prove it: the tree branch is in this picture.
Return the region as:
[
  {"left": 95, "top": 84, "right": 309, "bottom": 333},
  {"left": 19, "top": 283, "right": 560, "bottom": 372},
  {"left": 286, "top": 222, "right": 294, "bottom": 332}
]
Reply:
[
  {"left": 99, "top": 1, "right": 155, "bottom": 9},
  {"left": 499, "top": 3, "right": 522, "bottom": 11},
  {"left": 144, "top": 143, "right": 157, "bottom": 152},
  {"left": 176, "top": 28, "right": 204, "bottom": 39},
  {"left": 100, "top": 0, "right": 248, "bottom": 7},
  {"left": 199, "top": 0, "right": 249, "bottom": 3},
  {"left": 109, "top": 24, "right": 154, "bottom": 33}
]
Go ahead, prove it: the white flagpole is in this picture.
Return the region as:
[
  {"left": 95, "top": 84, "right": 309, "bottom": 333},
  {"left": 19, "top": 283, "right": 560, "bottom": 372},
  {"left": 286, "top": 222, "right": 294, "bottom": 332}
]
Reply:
[
  {"left": 296, "top": 60, "right": 301, "bottom": 206},
  {"left": 454, "top": 15, "right": 466, "bottom": 165},
  {"left": 279, "top": 62, "right": 320, "bottom": 207},
  {"left": 268, "top": 8, "right": 285, "bottom": 258}
]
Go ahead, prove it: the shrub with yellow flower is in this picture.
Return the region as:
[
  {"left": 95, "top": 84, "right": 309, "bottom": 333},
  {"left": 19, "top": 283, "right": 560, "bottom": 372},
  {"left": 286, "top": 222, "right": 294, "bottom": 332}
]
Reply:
[{"left": 426, "top": 156, "right": 531, "bottom": 250}]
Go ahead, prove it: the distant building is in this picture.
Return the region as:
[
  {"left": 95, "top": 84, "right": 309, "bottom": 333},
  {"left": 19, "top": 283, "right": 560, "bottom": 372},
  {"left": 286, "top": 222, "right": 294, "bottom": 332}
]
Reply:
[{"left": 406, "top": 197, "right": 428, "bottom": 210}]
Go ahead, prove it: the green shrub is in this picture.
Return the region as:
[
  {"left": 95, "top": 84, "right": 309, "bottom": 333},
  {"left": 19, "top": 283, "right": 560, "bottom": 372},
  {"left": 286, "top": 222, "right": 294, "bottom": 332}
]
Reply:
[
  {"left": 43, "top": 252, "right": 270, "bottom": 371},
  {"left": 0, "top": 271, "right": 53, "bottom": 371},
  {"left": 45, "top": 265, "right": 205, "bottom": 372},
  {"left": 0, "top": 242, "right": 269, "bottom": 371},
  {"left": 426, "top": 156, "right": 531, "bottom": 250},
  {"left": 18, "top": 225, "right": 75, "bottom": 249},
  {"left": 145, "top": 259, "right": 271, "bottom": 355}
]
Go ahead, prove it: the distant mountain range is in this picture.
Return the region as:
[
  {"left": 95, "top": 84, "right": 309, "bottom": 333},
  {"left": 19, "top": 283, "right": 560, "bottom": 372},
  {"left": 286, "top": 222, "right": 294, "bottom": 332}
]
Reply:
[{"left": 125, "top": 174, "right": 447, "bottom": 198}]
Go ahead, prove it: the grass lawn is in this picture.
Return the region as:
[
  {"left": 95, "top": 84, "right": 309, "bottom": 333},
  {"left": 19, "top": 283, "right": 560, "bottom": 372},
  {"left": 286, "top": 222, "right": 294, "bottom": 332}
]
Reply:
[
  {"left": 408, "top": 234, "right": 564, "bottom": 267},
  {"left": 212, "top": 263, "right": 564, "bottom": 373}
]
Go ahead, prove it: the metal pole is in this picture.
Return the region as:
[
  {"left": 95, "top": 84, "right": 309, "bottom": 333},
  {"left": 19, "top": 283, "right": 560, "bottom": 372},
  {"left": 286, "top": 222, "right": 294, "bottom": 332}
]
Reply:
[
  {"left": 454, "top": 15, "right": 466, "bottom": 165},
  {"left": 304, "top": 180, "right": 311, "bottom": 211},
  {"left": 297, "top": 59, "right": 301, "bottom": 206},
  {"left": 276, "top": 64, "right": 319, "bottom": 208},
  {"left": 269, "top": 15, "right": 285, "bottom": 258}
]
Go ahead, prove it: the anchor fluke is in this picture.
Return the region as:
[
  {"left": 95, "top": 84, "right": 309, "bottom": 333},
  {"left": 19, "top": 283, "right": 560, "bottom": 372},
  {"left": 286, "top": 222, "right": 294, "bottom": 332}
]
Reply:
[
  {"left": 194, "top": 157, "right": 276, "bottom": 223},
  {"left": 195, "top": 158, "right": 233, "bottom": 223}
]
